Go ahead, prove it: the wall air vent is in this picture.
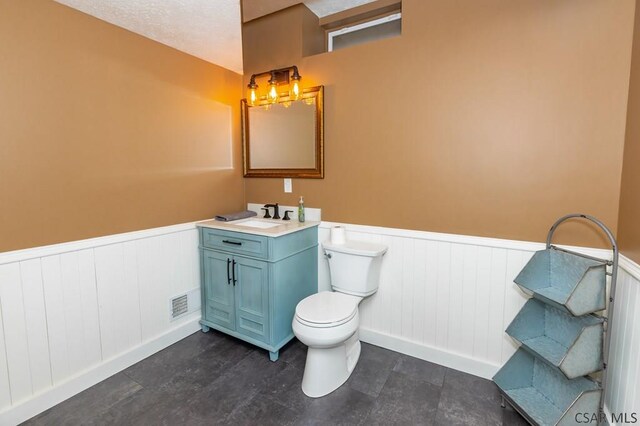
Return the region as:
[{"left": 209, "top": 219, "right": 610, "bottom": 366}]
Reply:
[
  {"left": 169, "top": 288, "right": 201, "bottom": 321},
  {"left": 171, "top": 294, "right": 189, "bottom": 319}
]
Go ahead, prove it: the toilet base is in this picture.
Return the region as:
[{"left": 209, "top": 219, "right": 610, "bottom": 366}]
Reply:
[{"left": 301, "top": 331, "right": 361, "bottom": 398}]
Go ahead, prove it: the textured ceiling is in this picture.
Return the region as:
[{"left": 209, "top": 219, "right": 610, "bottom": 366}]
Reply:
[
  {"left": 305, "top": 0, "right": 377, "bottom": 18},
  {"left": 242, "top": 0, "right": 377, "bottom": 22},
  {"left": 54, "top": 0, "right": 243, "bottom": 74}
]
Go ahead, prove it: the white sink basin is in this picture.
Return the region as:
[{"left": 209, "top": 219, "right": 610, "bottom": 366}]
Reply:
[{"left": 234, "top": 220, "right": 282, "bottom": 229}]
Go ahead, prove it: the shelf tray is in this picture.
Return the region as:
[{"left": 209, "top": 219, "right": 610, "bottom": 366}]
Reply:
[
  {"left": 514, "top": 249, "right": 607, "bottom": 316},
  {"left": 506, "top": 299, "right": 604, "bottom": 379},
  {"left": 494, "top": 349, "right": 601, "bottom": 426}
]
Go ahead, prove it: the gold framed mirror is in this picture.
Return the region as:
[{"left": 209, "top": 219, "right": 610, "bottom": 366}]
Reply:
[{"left": 242, "top": 86, "right": 324, "bottom": 178}]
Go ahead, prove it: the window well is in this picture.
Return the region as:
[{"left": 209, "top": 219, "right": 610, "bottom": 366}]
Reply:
[{"left": 327, "top": 13, "right": 401, "bottom": 52}]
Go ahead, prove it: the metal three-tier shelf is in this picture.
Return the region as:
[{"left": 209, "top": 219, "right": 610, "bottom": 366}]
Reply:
[{"left": 494, "top": 214, "right": 619, "bottom": 426}]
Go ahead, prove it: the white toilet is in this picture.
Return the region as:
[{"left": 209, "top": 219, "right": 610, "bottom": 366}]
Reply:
[{"left": 292, "top": 240, "right": 388, "bottom": 398}]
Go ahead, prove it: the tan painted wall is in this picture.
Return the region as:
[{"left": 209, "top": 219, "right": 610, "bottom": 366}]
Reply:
[
  {"left": 242, "top": 5, "right": 324, "bottom": 74},
  {"left": 0, "top": 0, "right": 244, "bottom": 252},
  {"left": 243, "top": 0, "right": 635, "bottom": 247},
  {"left": 618, "top": 3, "right": 640, "bottom": 264}
]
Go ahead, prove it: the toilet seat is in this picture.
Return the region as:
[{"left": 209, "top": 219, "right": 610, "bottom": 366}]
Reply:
[{"left": 295, "top": 291, "right": 361, "bottom": 328}]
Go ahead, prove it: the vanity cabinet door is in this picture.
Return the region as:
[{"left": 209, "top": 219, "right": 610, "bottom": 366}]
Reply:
[
  {"left": 203, "top": 250, "right": 236, "bottom": 331},
  {"left": 234, "top": 257, "right": 270, "bottom": 344}
]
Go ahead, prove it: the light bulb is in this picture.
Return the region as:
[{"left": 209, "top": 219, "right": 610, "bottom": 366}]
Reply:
[
  {"left": 290, "top": 79, "right": 301, "bottom": 101},
  {"left": 268, "top": 82, "right": 278, "bottom": 104},
  {"left": 247, "top": 79, "right": 258, "bottom": 106},
  {"left": 290, "top": 68, "right": 302, "bottom": 101},
  {"left": 247, "top": 87, "right": 258, "bottom": 106}
]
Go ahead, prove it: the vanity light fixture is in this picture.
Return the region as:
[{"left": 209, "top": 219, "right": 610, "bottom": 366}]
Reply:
[{"left": 246, "top": 65, "right": 302, "bottom": 106}]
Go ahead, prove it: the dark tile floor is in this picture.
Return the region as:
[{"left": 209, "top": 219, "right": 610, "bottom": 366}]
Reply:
[{"left": 25, "top": 330, "right": 528, "bottom": 425}]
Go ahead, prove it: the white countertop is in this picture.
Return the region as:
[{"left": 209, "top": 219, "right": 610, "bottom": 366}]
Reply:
[{"left": 196, "top": 217, "right": 319, "bottom": 238}]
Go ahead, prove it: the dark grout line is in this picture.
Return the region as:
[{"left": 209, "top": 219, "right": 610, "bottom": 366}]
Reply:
[
  {"left": 224, "top": 387, "right": 262, "bottom": 422},
  {"left": 122, "top": 371, "right": 146, "bottom": 390},
  {"left": 441, "top": 367, "right": 452, "bottom": 387}
]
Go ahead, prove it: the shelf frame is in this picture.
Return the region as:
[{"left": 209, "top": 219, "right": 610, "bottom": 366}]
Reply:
[{"left": 545, "top": 213, "right": 619, "bottom": 419}]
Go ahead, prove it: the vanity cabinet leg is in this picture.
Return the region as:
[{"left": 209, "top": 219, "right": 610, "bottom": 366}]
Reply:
[
  {"left": 201, "top": 324, "right": 210, "bottom": 333},
  {"left": 269, "top": 351, "right": 279, "bottom": 362}
]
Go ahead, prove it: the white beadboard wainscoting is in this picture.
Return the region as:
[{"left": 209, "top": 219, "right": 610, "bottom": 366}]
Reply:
[
  {"left": 0, "top": 223, "right": 202, "bottom": 425},
  {"left": 605, "top": 256, "right": 640, "bottom": 424},
  {"left": 0, "top": 217, "right": 638, "bottom": 424},
  {"left": 318, "top": 221, "right": 638, "bottom": 418}
]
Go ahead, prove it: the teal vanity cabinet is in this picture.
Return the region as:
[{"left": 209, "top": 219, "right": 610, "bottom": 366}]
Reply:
[{"left": 198, "top": 224, "right": 318, "bottom": 361}]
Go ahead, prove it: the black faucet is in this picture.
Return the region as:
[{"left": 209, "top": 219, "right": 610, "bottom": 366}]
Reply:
[{"left": 263, "top": 203, "right": 280, "bottom": 219}]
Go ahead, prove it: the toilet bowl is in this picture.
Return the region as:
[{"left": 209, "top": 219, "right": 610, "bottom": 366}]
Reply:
[
  {"left": 293, "top": 239, "right": 387, "bottom": 398},
  {"left": 293, "top": 292, "right": 362, "bottom": 397}
]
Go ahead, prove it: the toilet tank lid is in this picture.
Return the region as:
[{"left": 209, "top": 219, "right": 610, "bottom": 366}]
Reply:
[{"left": 323, "top": 240, "right": 388, "bottom": 257}]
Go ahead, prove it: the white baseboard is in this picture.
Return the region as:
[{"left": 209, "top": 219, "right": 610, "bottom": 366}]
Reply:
[
  {"left": 604, "top": 405, "right": 616, "bottom": 426},
  {"left": 0, "top": 317, "right": 201, "bottom": 426},
  {"left": 359, "top": 327, "right": 500, "bottom": 380}
]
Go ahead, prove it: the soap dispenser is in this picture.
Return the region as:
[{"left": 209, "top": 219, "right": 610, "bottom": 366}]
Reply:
[{"left": 298, "top": 196, "right": 305, "bottom": 223}]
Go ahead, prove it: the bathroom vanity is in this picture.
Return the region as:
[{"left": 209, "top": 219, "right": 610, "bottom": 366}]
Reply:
[{"left": 197, "top": 218, "right": 318, "bottom": 361}]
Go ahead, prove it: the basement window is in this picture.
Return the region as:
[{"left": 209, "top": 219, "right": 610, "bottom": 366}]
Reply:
[{"left": 327, "top": 13, "right": 402, "bottom": 52}]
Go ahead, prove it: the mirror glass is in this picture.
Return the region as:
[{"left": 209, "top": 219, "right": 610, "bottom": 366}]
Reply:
[{"left": 242, "top": 86, "right": 324, "bottom": 178}]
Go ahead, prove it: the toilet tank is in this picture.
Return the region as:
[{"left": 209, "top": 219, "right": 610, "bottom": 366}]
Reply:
[{"left": 323, "top": 240, "right": 388, "bottom": 297}]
